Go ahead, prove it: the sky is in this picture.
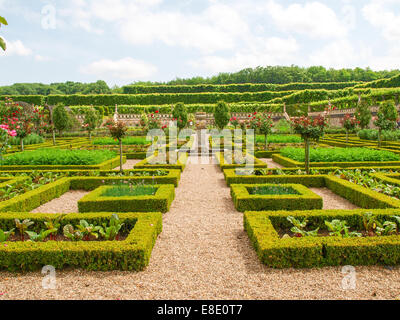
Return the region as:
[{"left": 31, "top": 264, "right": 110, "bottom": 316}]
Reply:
[{"left": 0, "top": 0, "right": 399, "bottom": 87}]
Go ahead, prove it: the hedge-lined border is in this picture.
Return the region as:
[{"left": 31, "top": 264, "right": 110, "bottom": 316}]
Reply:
[
  {"left": 223, "top": 173, "right": 400, "bottom": 209},
  {"left": 272, "top": 153, "right": 400, "bottom": 168},
  {"left": 244, "top": 209, "right": 400, "bottom": 268},
  {"left": 214, "top": 152, "right": 268, "bottom": 170},
  {"left": 134, "top": 152, "right": 188, "bottom": 171},
  {"left": 231, "top": 183, "right": 322, "bottom": 212},
  {"left": 0, "top": 156, "right": 126, "bottom": 171},
  {"left": 0, "top": 174, "right": 181, "bottom": 213},
  {"left": 0, "top": 212, "right": 162, "bottom": 272},
  {"left": 78, "top": 184, "right": 175, "bottom": 213}
]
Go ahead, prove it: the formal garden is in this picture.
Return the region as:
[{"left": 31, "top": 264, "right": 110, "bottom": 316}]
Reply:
[{"left": 1, "top": 72, "right": 400, "bottom": 299}]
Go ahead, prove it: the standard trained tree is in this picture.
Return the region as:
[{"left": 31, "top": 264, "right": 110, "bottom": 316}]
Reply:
[
  {"left": 106, "top": 120, "right": 128, "bottom": 173},
  {"left": 172, "top": 102, "right": 188, "bottom": 131},
  {"left": 374, "top": 100, "right": 398, "bottom": 147},
  {"left": 291, "top": 115, "right": 327, "bottom": 174},
  {"left": 83, "top": 107, "right": 101, "bottom": 142},
  {"left": 214, "top": 101, "right": 230, "bottom": 130},
  {"left": 53, "top": 104, "right": 71, "bottom": 137},
  {"left": 355, "top": 100, "right": 372, "bottom": 129}
]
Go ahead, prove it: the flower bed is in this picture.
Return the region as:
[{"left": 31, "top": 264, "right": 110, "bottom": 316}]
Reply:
[
  {"left": 231, "top": 183, "right": 322, "bottom": 212},
  {"left": 134, "top": 152, "right": 188, "bottom": 171},
  {"left": 223, "top": 172, "right": 400, "bottom": 209},
  {"left": 281, "top": 147, "right": 400, "bottom": 162},
  {"left": 214, "top": 152, "right": 268, "bottom": 170},
  {"left": 78, "top": 184, "right": 175, "bottom": 213},
  {"left": 92, "top": 137, "right": 150, "bottom": 146},
  {"left": 244, "top": 209, "right": 400, "bottom": 268},
  {"left": 0, "top": 212, "right": 162, "bottom": 271}
]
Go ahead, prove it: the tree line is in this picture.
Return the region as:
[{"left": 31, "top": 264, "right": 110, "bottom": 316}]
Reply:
[{"left": 1, "top": 66, "right": 399, "bottom": 96}]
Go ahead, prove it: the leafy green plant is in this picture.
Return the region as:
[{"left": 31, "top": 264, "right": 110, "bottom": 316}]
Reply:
[
  {"left": 25, "top": 229, "right": 56, "bottom": 242},
  {"left": 376, "top": 221, "right": 397, "bottom": 236},
  {"left": 44, "top": 215, "right": 65, "bottom": 241},
  {"left": 362, "top": 212, "right": 381, "bottom": 234},
  {"left": 63, "top": 224, "right": 84, "bottom": 241},
  {"left": 325, "top": 219, "right": 361, "bottom": 238},
  {"left": 14, "top": 219, "right": 34, "bottom": 241},
  {"left": 93, "top": 136, "right": 149, "bottom": 145},
  {"left": 286, "top": 216, "right": 319, "bottom": 237},
  {"left": 76, "top": 220, "right": 102, "bottom": 240},
  {"left": 99, "top": 214, "right": 124, "bottom": 241},
  {"left": 0, "top": 228, "right": 14, "bottom": 242}
]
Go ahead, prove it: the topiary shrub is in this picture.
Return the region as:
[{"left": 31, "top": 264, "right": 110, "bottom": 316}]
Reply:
[
  {"left": 214, "top": 100, "right": 230, "bottom": 130},
  {"left": 172, "top": 102, "right": 188, "bottom": 130}
]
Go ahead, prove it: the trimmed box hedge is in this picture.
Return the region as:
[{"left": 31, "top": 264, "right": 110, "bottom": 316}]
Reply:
[
  {"left": 224, "top": 173, "right": 400, "bottom": 209},
  {"left": 0, "top": 212, "right": 162, "bottom": 272},
  {"left": 0, "top": 173, "right": 181, "bottom": 213},
  {"left": 134, "top": 152, "right": 188, "bottom": 171},
  {"left": 78, "top": 184, "right": 175, "bottom": 213},
  {"left": 272, "top": 153, "right": 400, "bottom": 168},
  {"left": 231, "top": 183, "right": 322, "bottom": 212},
  {"left": 0, "top": 156, "right": 126, "bottom": 171},
  {"left": 214, "top": 152, "right": 268, "bottom": 170},
  {"left": 244, "top": 209, "right": 400, "bottom": 268}
]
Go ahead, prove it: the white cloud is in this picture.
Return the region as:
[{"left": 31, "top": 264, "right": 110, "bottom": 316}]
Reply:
[
  {"left": 0, "top": 40, "right": 32, "bottom": 57},
  {"left": 190, "top": 37, "right": 299, "bottom": 73},
  {"left": 308, "top": 40, "right": 372, "bottom": 69},
  {"left": 265, "top": 1, "right": 348, "bottom": 38},
  {"left": 34, "top": 55, "right": 53, "bottom": 62},
  {"left": 80, "top": 57, "right": 157, "bottom": 80},
  {"left": 362, "top": 0, "right": 400, "bottom": 41}
]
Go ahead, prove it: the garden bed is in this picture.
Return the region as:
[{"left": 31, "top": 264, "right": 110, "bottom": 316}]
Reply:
[
  {"left": 244, "top": 209, "right": 400, "bottom": 268},
  {"left": 231, "top": 183, "right": 322, "bottom": 212},
  {"left": 0, "top": 212, "right": 162, "bottom": 271},
  {"left": 78, "top": 184, "right": 175, "bottom": 213}
]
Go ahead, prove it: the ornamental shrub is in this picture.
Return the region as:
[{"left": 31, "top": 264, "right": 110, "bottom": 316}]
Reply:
[
  {"left": 214, "top": 101, "right": 230, "bottom": 130},
  {"left": 172, "top": 102, "right": 188, "bottom": 130}
]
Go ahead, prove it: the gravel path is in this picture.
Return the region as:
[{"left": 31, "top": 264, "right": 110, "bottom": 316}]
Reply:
[
  {"left": 1, "top": 157, "right": 399, "bottom": 300},
  {"left": 30, "top": 191, "right": 89, "bottom": 214},
  {"left": 113, "top": 160, "right": 141, "bottom": 171},
  {"left": 261, "top": 158, "right": 284, "bottom": 168},
  {"left": 310, "top": 187, "right": 359, "bottom": 210}
]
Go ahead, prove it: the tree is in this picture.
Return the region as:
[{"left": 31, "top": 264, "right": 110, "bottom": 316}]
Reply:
[
  {"left": 341, "top": 114, "right": 359, "bottom": 143},
  {"left": 52, "top": 104, "right": 71, "bottom": 136},
  {"left": 355, "top": 100, "right": 372, "bottom": 129},
  {"left": 291, "top": 115, "right": 327, "bottom": 174},
  {"left": 172, "top": 102, "right": 188, "bottom": 130},
  {"left": 106, "top": 120, "right": 128, "bottom": 173},
  {"left": 259, "top": 113, "right": 274, "bottom": 150},
  {"left": 214, "top": 101, "right": 230, "bottom": 130},
  {"left": 0, "top": 16, "right": 7, "bottom": 51},
  {"left": 82, "top": 107, "right": 101, "bottom": 142},
  {"left": 374, "top": 100, "right": 398, "bottom": 147}
]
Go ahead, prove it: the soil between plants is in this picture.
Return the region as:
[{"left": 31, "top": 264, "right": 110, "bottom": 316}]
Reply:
[{"left": 2, "top": 157, "right": 400, "bottom": 300}]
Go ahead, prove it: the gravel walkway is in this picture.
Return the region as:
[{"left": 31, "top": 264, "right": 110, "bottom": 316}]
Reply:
[
  {"left": 1, "top": 157, "right": 399, "bottom": 300},
  {"left": 310, "top": 188, "right": 359, "bottom": 210},
  {"left": 113, "top": 160, "right": 141, "bottom": 171},
  {"left": 30, "top": 191, "right": 89, "bottom": 214},
  {"left": 261, "top": 158, "right": 284, "bottom": 168}
]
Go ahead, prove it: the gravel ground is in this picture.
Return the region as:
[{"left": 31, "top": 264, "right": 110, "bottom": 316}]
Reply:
[
  {"left": 1, "top": 157, "right": 399, "bottom": 300},
  {"left": 310, "top": 187, "right": 359, "bottom": 210},
  {"left": 30, "top": 191, "right": 89, "bottom": 214},
  {"left": 261, "top": 158, "right": 284, "bottom": 168},
  {"left": 113, "top": 160, "right": 141, "bottom": 171}
]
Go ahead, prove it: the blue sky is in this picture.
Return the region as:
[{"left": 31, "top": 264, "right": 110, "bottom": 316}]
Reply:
[{"left": 0, "top": 0, "right": 399, "bottom": 86}]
